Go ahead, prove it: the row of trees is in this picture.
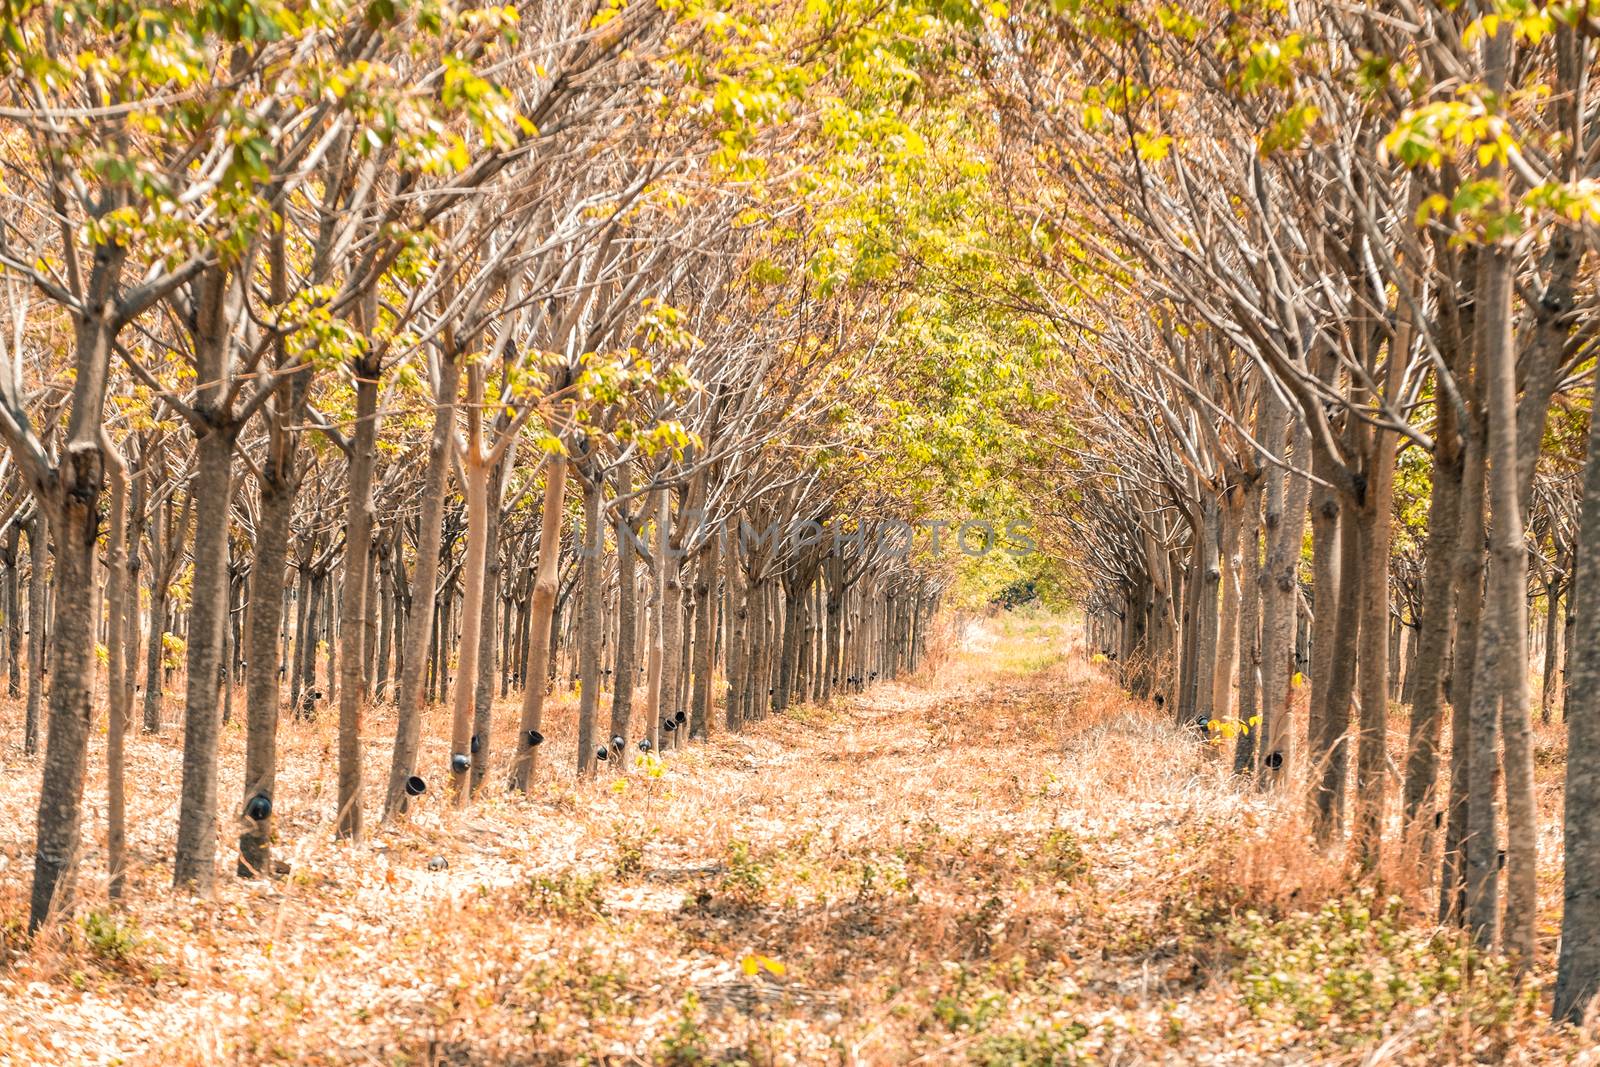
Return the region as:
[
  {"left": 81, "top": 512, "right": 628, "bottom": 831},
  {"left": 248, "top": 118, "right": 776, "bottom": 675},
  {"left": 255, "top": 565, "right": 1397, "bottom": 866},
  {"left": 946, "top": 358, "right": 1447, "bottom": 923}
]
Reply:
[
  {"left": 0, "top": 0, "right": 963, "bottom": 935},
  {"left": 969, "top": 0, "right": 1600, "bottom": 1022}
]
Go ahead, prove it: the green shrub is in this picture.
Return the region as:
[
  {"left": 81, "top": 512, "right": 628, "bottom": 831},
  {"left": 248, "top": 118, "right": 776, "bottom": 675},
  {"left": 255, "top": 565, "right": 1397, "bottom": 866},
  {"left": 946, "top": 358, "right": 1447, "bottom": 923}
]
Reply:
[
  {"left": 82, "top": 910, "right": 142, "bottom": 964},
  {"left": 527, "top": 871, "right": 606, "bottom": 920}
]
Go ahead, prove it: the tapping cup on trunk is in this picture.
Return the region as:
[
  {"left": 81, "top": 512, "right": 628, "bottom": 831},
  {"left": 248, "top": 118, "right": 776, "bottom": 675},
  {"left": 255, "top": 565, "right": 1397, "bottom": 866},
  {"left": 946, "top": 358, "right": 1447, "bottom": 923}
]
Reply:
[{"left": 245, "top": 793, "right": 272, "bottom": 821}]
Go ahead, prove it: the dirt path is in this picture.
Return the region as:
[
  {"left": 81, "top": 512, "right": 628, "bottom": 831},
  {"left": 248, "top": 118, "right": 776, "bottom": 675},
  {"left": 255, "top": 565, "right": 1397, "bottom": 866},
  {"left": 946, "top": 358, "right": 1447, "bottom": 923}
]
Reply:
[{"left": 0, "top": 613, "right": 1561, "bottom": 1065}]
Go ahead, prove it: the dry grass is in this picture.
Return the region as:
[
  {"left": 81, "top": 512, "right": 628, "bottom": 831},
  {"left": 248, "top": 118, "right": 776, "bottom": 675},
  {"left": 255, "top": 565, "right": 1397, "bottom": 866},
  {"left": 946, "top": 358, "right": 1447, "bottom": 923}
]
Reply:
[{"left": 0, "top": 612, "right": 1592, "bottom": 1064}]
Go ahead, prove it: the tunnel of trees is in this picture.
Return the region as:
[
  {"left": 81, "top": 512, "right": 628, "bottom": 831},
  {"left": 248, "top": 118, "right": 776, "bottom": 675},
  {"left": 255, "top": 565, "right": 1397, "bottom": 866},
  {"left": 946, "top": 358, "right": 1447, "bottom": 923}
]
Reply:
[{"left": 5, "top": 0, "right": 1600, "bottom": 1033}]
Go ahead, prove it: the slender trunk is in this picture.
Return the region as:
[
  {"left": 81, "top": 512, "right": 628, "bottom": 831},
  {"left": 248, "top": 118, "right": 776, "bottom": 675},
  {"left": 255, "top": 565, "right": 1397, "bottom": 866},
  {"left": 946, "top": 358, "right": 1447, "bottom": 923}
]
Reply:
[
  {"left": 104, "top": 444, "right": 130, "bottom": 899},
  {"left": 690, "top": 533, "right": 720, "bottom": 740},
  {"left": 777, "top": 577, "right": 803, "bottom": 712},
  {"left": 1402, "top": 405, "right": 1464, "bottom": 852},
  {"left": 1233, "top": 473, "right": 1264, "bottom": 775},
  {"left": 1354, "top": 426, "right": 1399, "bottom": 866},
  {"left": 1441, "top": 424, "right": 1488, "bottom": 925},
  {"left": 575, "top": 461, "right": 604, "bottom": 775},
  {"left": 450, "top": 430, "right": 491, "bottom": 803},
  {"left": 3, "top": 523, "right": 19, "bottom": 699},
  {"left": 24, "top": 510, "right": 47, "bottom": 754},
  {"left": 1555, "top": 360, "right": 1600, "bottom": 1019},
  {"left": 1193, "top": 493, "right": 1221, "bottom": 728},
  {"left": 173, "top": 424, "right": 236, "bottom": 893},
  {"left": 510, "top": 455, "right": 568, "bottom": 791},
  {"left": 28, "top": 485, "right": 102, "bottom": 928},
  {"left": 239, "top": 463, "right": 295, "bottom": 876},
  {"left": 336, "top": 360, "right": 380, "bottom": 840},
  {"left": 375, "top": 542, "right": 394, "bottom": 703},
  {"left": 383, "top": 353, "right": 461, "bottom": 816},
  {"left": 1260, "top": 420, "right": 1311, "bottom": 786},
  {"left": 1212, "top": 484, "right": 1244, "bottom": 727},
  {"left": 1311, "top": 481, "right": 1361, "bottom": 843},
  {"left": 143, "top": 578, "right": 167, "bottom": 732},
  {"left": 645, "top": 488, "right": 666, "bottom": 753},
  {"left": 470, "top": 503, "right": 501, "bottom": 796},
  {"left": 1175, "top": 543, "right": 1200, "bottom": 724},
  {"left": 1475, "top": 155, "right": 1535, "bottom": 962},
  {"left": 660, "top": 542, "right": 685, "bottom": 747},
  {"left": 609, "top": 458, "right": 638, "bottom": 758},
  {"left": 1541, "top": 578, "right": 1563, "bottom": 725},
  {"left": 727, "top": 553, "right": 750, "bottom": 732}
]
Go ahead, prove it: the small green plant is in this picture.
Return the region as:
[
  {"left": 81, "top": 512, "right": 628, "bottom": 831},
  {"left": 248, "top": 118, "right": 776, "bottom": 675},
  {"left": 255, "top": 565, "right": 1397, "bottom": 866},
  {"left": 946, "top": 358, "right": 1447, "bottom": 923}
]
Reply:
[
  {"left": 970, "top": 1019, "right": 1088, "bottom": 1066},
  {"left": 660, "top": 991, "right": 710, "bottom": 1066},
  {"left": 1035, "top": 828, "right": 1089, "bottom": 885},
  {"left": 931, "top": 965, "right": 1006, "bottom": 1034},
  {"left": 718, "top": 839, "right": 768, "bottom": 905},
  {"left": 1227, "top": 888, "right": 1527, "bottom": 1046},
  {"left": 612, "top": 821, "right": 652, "bottom": 878},
  {"left": 527, "top": 871, "right": 606, "bottom": 920},
  {"left": 81, "top": 910, "right": 141, "bottom": 964}
]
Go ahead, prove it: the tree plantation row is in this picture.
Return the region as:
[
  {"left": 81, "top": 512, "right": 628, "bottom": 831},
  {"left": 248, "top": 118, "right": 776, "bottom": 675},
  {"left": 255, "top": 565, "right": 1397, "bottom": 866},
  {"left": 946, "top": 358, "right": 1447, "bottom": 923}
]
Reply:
[
  {"left": 0, "top": 0, "right": 969, "bottom": 948},
  {"left": 987, "top": 0, "right": 1600, "bottom": 1027},
  {"left": 9, "top": 0, "right": 1600, "bottom": 1042}
]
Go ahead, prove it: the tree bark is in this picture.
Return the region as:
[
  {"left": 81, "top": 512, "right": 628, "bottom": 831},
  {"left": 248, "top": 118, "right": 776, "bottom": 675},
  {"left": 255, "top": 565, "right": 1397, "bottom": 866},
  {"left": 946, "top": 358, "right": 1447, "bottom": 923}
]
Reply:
[
  {"left": 690, "top": 530, "right": 720, "bottom": 740},
  {"left": 575, "top": 457, "right": 604, "bottom": 775},
  {"left": 3, "top": 522, "right": 19, "bottom": 699},
  {"left": 450, "top": 374, "right": 491, "bottom": 803},
  {"left": 173, "top": 423, "right": 237, "bottom": 892},
  {"left": 382, "top": 351, "right": 461, "bottom": 817},
  {"left": 335, "top": 356, "right": 380, "bottom": 840},
  {"left": 1401, "top": 396, "right": 1463, "bottom": 855},
  {"left": 609, "top": 457, "right": 638, "bottom": 759},
  {"left": 510, "top": 453, "right": 568, "bottom": 791},
  {"left": 24, "top": 509, "right": 47, "bottom": 754},
  {"left": 1259, "top": 420, "right": 1310, "bottom": 787},
  {"left": 103, "top": 441, "right": 130, "bottom": 899},
  {"left": 1555, "top": 358, "right": 1600, "bottom": 1020}
]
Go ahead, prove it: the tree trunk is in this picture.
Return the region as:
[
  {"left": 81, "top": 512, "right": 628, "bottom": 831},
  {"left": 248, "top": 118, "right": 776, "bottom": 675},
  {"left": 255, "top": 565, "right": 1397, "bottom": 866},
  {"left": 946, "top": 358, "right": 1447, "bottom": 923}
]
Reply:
[
  {"left": 1541, "top": 578, "right": 1563, "bottom": 725},
  {"left": 335, "top": 359, "right": 379, "bottom": 840},
  {"left": 1259, "top": 420, "right": 1310, "bottom": 786},
  {"left": 575, "top": 459, "right": 604, "bottom": 775},
  {"left": 3, "top": 523, "right": 19, "bottom": 699},
  {"left": 25, "top": 510, "right": 48, "bottom": 753},
  {"left": 1233, "top": 473, "right": 1264, "bottom": 775},
  {"left": 609, "top": 458, "right": 638, "bottom": 758},
  {"left": 383, "top": 352, "right": 461, "bottom": 816},
  {"left": 470, "top": 500, "right": 501, "bottom": 796},
  {"left": 1193, "top": 494, "right": 1222, "bottom": 728},
  {"left": 511, "top": 454, "right": 568, "bottom": 791},
  {"left": 1401, "top": 399, "right": 1464, "bottom": 858},
  {"left": 644, "top": 487, "right": 667, "bottom": 753},
  {"left": 104, "top": 444, "right": 131, "bottom": 899},
  {"left": 690, "top": 533, "right": 720, "bottom": 740},
  {"left": 1474, "top": 165, "right": 1535, "bottom": 962},
  {"left": 1441, "top": 424, "right": 1488, "bottom": 926},
  {"left": 450, "top": 407, "right": 491, "bottom": 803},
  {"left": 173, "top": 422, "right": 237, "bottom": 893},
  {"left": 1555, "top": 361, "right": 1600, "bottom": 1020},
  {"left": 28, "top": 477, "right": 102, "bottom": 928},
  {"left": 1212, "top": 483, "right": 1244, "bottom": 729},
  {"left": 1310, "top": 476, "right": 1361, "bottom": 843},
  {"left": 1353, "top": 427, "right": 1399, "bottom": 866},
  {"left": 143, "top": 576, "right": 167, "bottom": 732},
  {"left": 727, "top": 551, "right": 750, "bottom": 732}
]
